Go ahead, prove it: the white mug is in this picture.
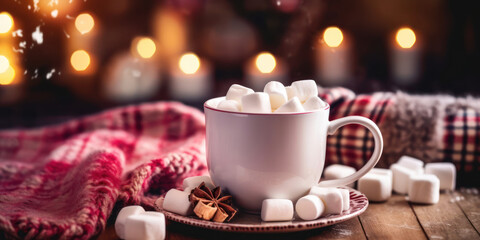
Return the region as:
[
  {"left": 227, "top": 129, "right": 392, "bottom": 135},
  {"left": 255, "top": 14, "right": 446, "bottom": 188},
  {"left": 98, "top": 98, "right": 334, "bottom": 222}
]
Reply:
[{"left": 204, "top": 97, "right": 383, "bottom": 212}]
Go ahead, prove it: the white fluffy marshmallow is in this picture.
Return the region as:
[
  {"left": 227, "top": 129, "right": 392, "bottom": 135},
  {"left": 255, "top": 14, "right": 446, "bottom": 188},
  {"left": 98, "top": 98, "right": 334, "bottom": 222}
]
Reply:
[
  {"left": 425, "top": 162, "right": 456, "bottom": 191},
  {"left": 225, "top": 84, "right": 254, "bottom": 104},
  {"left": 358, "top": 170, "right": 392, "bottom": 202},
  {"left": 264, "top": 81, "right": 288, "bottom": 109},
  {"left": 291, "top": 80, "right": 318, "bottom": 102},
  {"left": 182, "top": 175, "right": 215, "bottom": 190},
  {"left": 162, "top": 189, "right": 192, "bottom": 216},
  {"left": 125, "top": 212, "right": 166, "bottom": 240},
  {"left": 397, "top": 156, "right": 424, "bottom": 174},
  {"left": 303, "top": 96, "right": 327, "bottom": 111},
  {"left": 338, "top": 188, "right": 350, "bottom": 211},
  {"left": 408, "top": 174, "right": 440, "bottom": 204},
  {"left": 295, "top": 195, "right": 325, "bottom": 220},
  {"left": 309, "top": 187, "right": 343, "bottom": 215},
  {"left": 216, "top": 99, "right": 241, "bottom": 112},
  {"left": 274, "top": 97, "right": 305, "bottom": 113},
  {"left": 285, "top": 86, "right": 296, "bottom": 100},
  {"left": 115, "top": 205, "right": 145, "bottom": 239},
  {"left": 261, "top": 199, "right": 294, "bottom": 222},
  {"left": 241, "top": 92, "right": 272, "bottom": 113},
  {"left": 323, "top": 164, "right": 356, "bottom": 188},
  {"left": 390, "top": 164, "right": 416, "bottom": 194}
]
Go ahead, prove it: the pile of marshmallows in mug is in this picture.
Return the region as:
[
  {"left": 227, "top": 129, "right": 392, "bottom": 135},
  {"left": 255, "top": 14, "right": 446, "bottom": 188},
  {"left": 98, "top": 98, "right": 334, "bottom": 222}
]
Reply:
[{"left": 214, "top": 80, "right": 327, "bottom": 113}]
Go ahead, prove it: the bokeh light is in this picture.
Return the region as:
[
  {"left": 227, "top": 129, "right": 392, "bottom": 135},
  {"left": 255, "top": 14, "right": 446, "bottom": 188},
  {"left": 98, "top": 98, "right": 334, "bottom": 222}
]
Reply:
[
  {"left": 134, "top": 37, "right": 157, "bottom": 59},
  {"left": 75, "top": 13, "right": 95, "bottom": 35},
  {"left": 0, "top": 65, "right": 15, "bottom": 85},
  {"left": 255, "top": 52, "right": 276, "bottom": 74},
  {"left": 70, "top": 50, "right": 91, "bottom": 71},
  {"left": 0, "top": 55, "right": 9, "bottom": 73},
  {"left": 323, "top": 27, "right": 344, "bottom": 48},
  {"left": 396, "top": 28, "right": 416, "bottom": 49},
  {"left": 179, "top": 53, "right": 200, "bottom": 74},
  {"left": 0, "top": 12, "right": 14, "bottom": 34}
]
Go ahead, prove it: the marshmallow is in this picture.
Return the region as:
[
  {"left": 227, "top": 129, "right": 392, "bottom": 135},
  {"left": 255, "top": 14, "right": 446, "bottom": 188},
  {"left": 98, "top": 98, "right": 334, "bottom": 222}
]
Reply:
[
  {"left": 303, "top": 96, "right": 327, "bottom": 111},
  {"left": 264, "top": 81, "right": 288, "bottom": 109},
  {"left": 358, "top": 170, "right": 392, "bottom": 202},
  {"left": 241, "top": 92, "right": 272, "bottom": 113},
  {"left": 408, "top": 174, "right": 440, "bottom": 204},
  {"left": 216, "top": 99, "right": 241, "bottom": 112},
  {"left": 291, "top": 80, "right": 318, "bottom": 102},
  {"left": 274, "top": 97, "right": 305, "bottom": 113},
  {"left": 285, "top": 86, "right": 296, "bottom": 100},
  {"left": 183, "top": 186, "right": 194, "bottom": 193},
  {"left": 261, "top": 199, "right": 294, "bottom": 222},
  {"left": 182, "top": 175, "right": 215, "bottom": 190},
  {"left": 295, "top": 195, "right": 325, "bottom": 220},
  {"left": 390, "top": 164, "right": 416, "bottom": 194},
  {"left": 115, "top": 205, "right": 145, "bottom": 239},
  {"left": 225, "top": 84, "right": 254, "bottom": 104},
  {"left": 125, "top": 212, "right": 166, "bottom": 240},
  {"left": 425, "top": 162, "right": 456, "bottom": 191},
  {"left": 309, "top": 187, "right": 343, "bottom": 215},
  {"left": 370, "top": 168, "right": 393, "bottom": 178},
  {"left": 338, "top": 188, "right": 350, "bottom": 211},
  {"left": 397, "top": 156, "right": 424, "bottom": 174},
  {"left": 323, "top": 164, "right": 356, "bottom": 188},
  {"left": 162, "top": 189, "right": 192, "bottom": 216}
]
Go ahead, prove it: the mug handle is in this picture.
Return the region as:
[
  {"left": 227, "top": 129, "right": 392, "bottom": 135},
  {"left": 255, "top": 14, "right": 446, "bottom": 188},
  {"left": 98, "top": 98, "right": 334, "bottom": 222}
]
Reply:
[{"left": 318, "top": 116, "right": 383, "bottom": 187}]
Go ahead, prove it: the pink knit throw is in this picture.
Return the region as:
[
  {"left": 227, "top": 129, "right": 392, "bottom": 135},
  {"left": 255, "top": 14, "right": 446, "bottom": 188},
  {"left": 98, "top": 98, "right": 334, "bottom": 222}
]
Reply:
[{"left": 0, "top": 102, "right": 207, "bottom": 239}]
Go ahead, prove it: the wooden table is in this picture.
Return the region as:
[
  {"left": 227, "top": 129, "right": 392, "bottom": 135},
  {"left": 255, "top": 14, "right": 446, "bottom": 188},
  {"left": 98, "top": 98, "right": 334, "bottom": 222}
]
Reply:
[{"left": 99, "top": 189, "right": 480, "bottom": 240}]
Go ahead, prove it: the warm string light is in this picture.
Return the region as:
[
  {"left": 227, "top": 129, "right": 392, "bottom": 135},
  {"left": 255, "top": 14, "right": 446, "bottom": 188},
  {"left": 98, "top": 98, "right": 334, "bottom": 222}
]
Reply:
[
  {"left": 396, "top": 28, "right": 416, "bottom": 49},
  {"left": 255, "top": 52, "right": 276, "bottom": 74},
  {"left": 70, "top": 50, "right": 91, "bottom": 71},
  {"left": 179, "top": 53, "right": 200, "bottom": 74},
  {"left": 0, "top": 55, "right": 9, "bottom": 73},
  {"left": 0, "top": 65, "right": 15, "bottom": 85},
  {"left": 0, "top": 12, "right": 14, "bottom": 34},
  {"left": 132, "top": 37, "right": 157, "bottom": 59},
  {"left": 323, "top": 27, "right": 343, "bottom": 48},
  {"left": 75, "top": 13, "right": 95, "bottom": 35}
]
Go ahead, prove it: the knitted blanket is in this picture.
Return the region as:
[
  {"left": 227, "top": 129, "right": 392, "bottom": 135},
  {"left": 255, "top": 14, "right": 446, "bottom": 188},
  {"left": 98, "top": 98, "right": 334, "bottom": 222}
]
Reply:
[{"left": 1, "top": 87, "right": 479, "bottom": 239}]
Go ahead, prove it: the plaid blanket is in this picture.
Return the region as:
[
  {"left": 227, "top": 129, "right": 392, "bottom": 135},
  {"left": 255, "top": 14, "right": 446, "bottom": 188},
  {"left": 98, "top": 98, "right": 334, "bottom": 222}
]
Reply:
[{"left": 0, "top": 87, "right": 479, "bottom": 239}]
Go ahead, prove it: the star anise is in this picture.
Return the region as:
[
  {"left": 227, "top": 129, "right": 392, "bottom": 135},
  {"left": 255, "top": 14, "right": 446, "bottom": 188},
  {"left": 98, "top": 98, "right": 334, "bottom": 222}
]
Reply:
[{"left": 188, "top": 182, "right": 237, "bottom": 223}]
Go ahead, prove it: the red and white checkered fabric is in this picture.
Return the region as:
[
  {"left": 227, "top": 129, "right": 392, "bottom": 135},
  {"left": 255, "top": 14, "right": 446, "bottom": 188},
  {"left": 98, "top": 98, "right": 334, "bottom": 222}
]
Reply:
[{"left": 0, "top": 102, "right": 207, "bottom": 239}]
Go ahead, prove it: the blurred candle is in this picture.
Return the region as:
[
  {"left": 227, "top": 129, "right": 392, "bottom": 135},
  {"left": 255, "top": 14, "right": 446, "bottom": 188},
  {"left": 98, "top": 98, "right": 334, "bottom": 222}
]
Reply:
[
  {"left": 316, "top": 26, "right": 351, "bottom": 86},
  {"left": 170, "top": 52, "right": 212, "bottom": 102},
  {"left": 391, "top": 27, "right": 420, "bottom": 86},
  {"left": 245, "top": 52, "right": 287, "bottom": 91}
]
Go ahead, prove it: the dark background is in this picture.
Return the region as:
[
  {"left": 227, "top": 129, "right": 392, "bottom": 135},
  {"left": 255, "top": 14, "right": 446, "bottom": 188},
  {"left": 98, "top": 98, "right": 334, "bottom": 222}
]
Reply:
[{"left": 1, "top": 0, "right": 480, "bottom": 128}]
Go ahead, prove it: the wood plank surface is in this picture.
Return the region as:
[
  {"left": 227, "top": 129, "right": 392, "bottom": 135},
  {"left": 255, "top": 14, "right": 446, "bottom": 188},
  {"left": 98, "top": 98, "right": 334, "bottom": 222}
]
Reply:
[
  {"left": 358, "top": 195, "right": 427, "bottom": 239},
  {"left": 455, "top": 188, "right": 480, "bottom": 234},
  {"left": 411, "top": 192, "right": 480, "bottom": 239}
]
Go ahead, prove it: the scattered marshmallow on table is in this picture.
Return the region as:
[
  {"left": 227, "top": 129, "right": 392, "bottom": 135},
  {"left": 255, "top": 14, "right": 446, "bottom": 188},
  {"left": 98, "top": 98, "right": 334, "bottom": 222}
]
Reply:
[
  {"left": 323, "top": 164, "right": 356, "bottom": 188},
  {"left": 274, "top": 97, "right": 305, "bottom": 113},
  {"left": 125, "top": 212, "right": 166, "bottom": 240},
  {"left": 358, "top": 169, "right": 392, "bottom": 202},
  {"left": 261, "top": 199, "right": 294, "bottom": 221},
  {"left": 241, "top": 92, "right": 272, "bottom": 113},
  {"left": 225, "top": 84, "right": 254, "bottom": 104},
  {"left": 182, "top": 175, "right": 215, "bottom": 190},
  {"left": 216, "top": 99, "right": 241, "bottom": 112},
  {"left": 162, "top": 189, "right": 192, "bottom": 216},
  {"left": 397, "top": 156, "right": 424, "bottom": 174},
  {"left": 291, "top": 80, "right": 318, "bottom": 102},
  {"left": 390, "top": 163, "right": 416, "bottom": 194},
  {"left": 303, "top": 96, "right": 327, "bottom": 111},
  {"left": 338, "top": 188, "right": 350, "bottom": 211},
  {"left": 309, "top": 187, "right": 343, "bottom": 215},
  {"left": 408, "top": 174, "right": 440, "bottom": 204},
  {"left": 425, "top": 162, "right": 456, "bottom": 191},
  {"left": 115, "top": 205, "right": 145, "bottom": 239},
  {"left": 264, "top": 81, "right": 288, "bottom": 109},
  {"left": 295, "top": 195, "right": 325, "bottom": 220}
]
